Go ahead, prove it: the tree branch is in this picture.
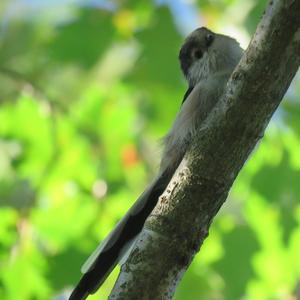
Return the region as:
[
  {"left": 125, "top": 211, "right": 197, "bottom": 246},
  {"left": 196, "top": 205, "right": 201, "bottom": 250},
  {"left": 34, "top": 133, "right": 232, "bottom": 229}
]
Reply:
[{"left": 109, "top": 0, "right": 300, "bottom": 299}]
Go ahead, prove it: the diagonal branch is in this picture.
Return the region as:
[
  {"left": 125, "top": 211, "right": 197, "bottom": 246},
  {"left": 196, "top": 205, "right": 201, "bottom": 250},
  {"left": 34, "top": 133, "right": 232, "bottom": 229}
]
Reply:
[{"left": 108, "top": 0, "right": 300, "bottom": 299}]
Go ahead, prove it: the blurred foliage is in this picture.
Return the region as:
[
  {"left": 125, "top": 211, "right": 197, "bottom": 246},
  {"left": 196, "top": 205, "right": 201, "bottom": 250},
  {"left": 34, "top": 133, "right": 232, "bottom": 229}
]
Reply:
[{"left": 0, "top": 0, "right": 299, "bottom": 299}]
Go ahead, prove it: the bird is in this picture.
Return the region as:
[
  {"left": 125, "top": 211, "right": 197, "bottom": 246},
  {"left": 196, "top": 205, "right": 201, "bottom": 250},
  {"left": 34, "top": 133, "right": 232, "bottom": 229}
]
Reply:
[{"left": 69, "top": 27, "right": 243, "bottom": 300}]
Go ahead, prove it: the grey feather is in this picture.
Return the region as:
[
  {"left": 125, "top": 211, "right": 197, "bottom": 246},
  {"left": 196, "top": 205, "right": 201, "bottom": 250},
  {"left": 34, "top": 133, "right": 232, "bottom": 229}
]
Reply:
[{"left": 70, "top": 27, "right": 244, "bottom": 300}]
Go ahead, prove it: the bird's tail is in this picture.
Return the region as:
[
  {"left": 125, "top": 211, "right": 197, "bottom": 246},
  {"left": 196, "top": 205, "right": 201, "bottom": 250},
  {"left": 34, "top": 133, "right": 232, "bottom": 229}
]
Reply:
[{"left": 69, "top": 170, "right": 171, "bottom": 300}]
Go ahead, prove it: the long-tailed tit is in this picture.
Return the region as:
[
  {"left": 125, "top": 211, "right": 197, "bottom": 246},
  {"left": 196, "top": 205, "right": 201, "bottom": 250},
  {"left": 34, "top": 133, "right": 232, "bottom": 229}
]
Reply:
[{"left": 69, "top": 27, "right": 243, "bottom": 300}]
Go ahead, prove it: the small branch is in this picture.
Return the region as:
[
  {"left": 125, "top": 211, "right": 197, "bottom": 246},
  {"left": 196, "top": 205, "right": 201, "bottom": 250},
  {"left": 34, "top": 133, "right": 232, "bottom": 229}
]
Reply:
[
  {"left": 0, "top": 66, "right": 61, "bottom": 194},
  {"left": 109, "top": 0, "right": 300, "bottom": 299},
  {"left": 0, "top": 66, "right": 67, "bottom": 110}
]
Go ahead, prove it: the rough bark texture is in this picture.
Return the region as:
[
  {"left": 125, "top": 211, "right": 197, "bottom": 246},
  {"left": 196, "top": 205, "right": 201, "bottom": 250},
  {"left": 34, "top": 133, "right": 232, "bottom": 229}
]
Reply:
[{"left": 109, "top": 0, "right": 300, "bottom": 299}]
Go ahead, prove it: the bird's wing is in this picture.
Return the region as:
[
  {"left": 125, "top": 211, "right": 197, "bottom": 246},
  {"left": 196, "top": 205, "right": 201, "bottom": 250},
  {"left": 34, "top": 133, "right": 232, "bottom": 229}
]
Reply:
[{"left": 181, "top": 85, "right": 194, "bottom": 106}]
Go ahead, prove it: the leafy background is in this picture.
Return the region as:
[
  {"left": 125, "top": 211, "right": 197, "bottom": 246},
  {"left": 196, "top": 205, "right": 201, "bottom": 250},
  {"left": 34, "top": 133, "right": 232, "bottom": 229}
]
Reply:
[{"left": 0, "top": 0, "right": 299, "bottom": 299}]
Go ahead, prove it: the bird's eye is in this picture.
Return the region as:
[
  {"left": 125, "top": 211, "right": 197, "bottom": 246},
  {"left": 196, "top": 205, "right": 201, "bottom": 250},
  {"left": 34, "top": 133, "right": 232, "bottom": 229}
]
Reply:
[
  {"left": 205, "top": 33, "right": 214, "bottom": 47},
  {"left": 192, "top": 49, "right": 203, "bottom": 59}
]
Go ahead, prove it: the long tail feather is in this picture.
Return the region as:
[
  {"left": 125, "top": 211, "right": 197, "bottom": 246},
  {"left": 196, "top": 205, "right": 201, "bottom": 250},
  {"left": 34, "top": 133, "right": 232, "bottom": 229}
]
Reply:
[{"left": 69, "top": 171, "right": 170, "bottom": 300}]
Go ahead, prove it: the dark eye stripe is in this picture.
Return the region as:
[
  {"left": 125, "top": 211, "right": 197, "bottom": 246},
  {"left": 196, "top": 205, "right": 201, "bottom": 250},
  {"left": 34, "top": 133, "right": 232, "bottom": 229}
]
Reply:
[{"left": 205, "top": 33, "right": 214, "bottom": 47}]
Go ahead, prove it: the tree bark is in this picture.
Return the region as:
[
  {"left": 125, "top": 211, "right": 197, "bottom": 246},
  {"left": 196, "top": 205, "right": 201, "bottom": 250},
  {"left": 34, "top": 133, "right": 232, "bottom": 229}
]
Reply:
[{"left": 109, "top": 0, "right": 300, "bottom": 299}]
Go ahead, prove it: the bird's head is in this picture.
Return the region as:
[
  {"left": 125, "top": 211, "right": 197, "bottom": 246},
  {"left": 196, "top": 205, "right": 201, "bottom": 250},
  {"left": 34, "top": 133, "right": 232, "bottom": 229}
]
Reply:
[{"left": 179, "top": 27, "right": 243, "bottom": 86}]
